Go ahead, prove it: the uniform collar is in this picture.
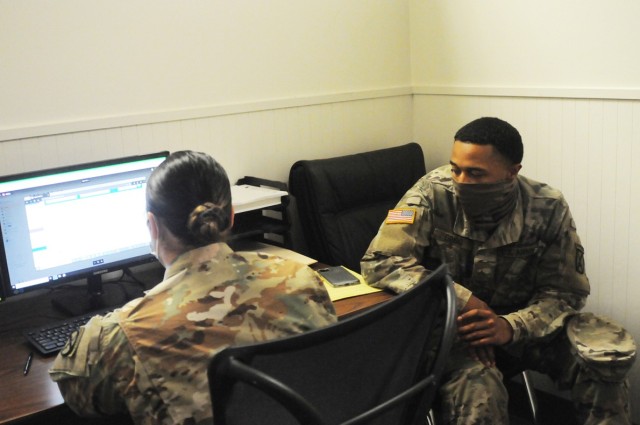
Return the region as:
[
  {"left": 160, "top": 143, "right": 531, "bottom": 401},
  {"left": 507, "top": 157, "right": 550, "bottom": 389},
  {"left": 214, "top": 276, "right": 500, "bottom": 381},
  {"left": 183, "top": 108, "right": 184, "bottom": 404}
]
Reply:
[{"left": 163, "top": 242, "right": 233, "bottom": 281}]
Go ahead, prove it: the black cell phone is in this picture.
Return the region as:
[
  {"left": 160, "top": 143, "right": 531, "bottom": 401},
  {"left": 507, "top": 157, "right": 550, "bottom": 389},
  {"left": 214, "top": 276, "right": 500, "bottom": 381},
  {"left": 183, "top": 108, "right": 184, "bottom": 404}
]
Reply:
[{"left": 317, "top": 266, "right": 359, "bottom": 287}]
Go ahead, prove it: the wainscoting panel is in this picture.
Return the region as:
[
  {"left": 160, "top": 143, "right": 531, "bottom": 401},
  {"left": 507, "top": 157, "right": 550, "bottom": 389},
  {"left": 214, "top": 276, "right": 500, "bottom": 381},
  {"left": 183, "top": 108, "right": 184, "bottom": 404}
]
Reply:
[{"left": 0, "top": 95, "right": 413, "bottom": 184}]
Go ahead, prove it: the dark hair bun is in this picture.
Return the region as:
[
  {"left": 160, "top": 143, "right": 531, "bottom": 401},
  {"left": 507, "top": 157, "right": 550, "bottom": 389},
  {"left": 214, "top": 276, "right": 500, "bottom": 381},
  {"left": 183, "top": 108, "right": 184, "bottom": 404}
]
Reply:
[{"left": 187, "top": 202, "right": 230, "bottom": 244}]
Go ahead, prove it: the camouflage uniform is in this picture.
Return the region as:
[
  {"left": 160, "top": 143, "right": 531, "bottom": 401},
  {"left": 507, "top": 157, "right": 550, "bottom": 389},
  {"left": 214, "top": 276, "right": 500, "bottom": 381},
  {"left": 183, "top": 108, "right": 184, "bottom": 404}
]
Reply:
[
  {"left": 362, "top": 165, "right": 636, "bottom": 425},
  {"left": 50, "top": 242, "right": 337, "bottom": 425}
]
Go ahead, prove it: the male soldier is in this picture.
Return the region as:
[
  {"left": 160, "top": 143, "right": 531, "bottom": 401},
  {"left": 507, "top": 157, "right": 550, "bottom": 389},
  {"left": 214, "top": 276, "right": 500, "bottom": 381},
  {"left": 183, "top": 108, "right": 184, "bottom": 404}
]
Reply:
[{"left": 361, "top": 117, "right": 636, "bottom": 424}]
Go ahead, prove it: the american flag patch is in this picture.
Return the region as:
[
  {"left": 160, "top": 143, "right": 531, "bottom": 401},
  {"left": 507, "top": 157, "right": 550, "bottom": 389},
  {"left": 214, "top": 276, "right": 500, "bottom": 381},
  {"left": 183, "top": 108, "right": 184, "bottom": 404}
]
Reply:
[{"left": 386, "top": 208, "right": 416, "bottom": 224}]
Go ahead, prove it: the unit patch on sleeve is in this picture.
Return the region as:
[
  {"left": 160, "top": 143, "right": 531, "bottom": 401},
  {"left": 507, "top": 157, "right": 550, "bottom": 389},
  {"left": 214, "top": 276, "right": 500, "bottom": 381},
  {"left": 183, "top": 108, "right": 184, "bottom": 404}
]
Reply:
[
  {"left": 575, "top": 244, "right": 585, "bottom": 274},
  {"left": 386, "top": 208, "right": 416, "bottom": 224}
]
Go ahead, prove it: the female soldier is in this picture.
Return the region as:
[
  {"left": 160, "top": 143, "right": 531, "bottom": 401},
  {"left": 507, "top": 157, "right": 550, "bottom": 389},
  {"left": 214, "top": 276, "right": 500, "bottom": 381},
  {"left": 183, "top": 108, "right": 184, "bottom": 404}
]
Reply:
[{"left": 50, "top": 150, "right": 337, "bottom": 424}]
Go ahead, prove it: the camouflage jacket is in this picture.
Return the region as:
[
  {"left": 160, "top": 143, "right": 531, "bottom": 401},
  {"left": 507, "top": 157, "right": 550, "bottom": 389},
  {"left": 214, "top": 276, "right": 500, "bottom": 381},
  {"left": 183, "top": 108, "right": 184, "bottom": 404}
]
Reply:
[
  {"left": 50, "top": 242, "right": 337, "bottom": 425},
  {"left": 361, "top": 165, "right": 590, "bottom": 345}
]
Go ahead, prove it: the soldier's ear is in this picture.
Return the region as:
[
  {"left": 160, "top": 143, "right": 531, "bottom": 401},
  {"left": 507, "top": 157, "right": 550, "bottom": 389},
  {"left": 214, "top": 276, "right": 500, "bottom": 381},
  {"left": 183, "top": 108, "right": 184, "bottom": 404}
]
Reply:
[
  {"left": 147, "top": 212, "right": 159, "bottom": 240},
  {"left": 507, "top": 163, "right": 522, "bottom": 179}
]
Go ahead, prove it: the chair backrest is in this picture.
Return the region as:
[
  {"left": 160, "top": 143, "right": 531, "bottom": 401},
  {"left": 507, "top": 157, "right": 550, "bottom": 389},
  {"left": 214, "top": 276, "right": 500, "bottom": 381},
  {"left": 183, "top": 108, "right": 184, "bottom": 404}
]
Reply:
[
  {"left": 208, "top": 264, "right": 456, "bottom": 425},
  {"left": 288, "top": 143, "right": 426, "bottom": 272}
]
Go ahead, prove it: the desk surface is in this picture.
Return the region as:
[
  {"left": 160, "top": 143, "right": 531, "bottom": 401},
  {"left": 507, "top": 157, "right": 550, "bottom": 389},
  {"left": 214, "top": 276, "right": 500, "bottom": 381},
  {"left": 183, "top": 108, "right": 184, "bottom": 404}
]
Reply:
[{"left": 0, "top": 273, "right": 392, "bottom": 424}]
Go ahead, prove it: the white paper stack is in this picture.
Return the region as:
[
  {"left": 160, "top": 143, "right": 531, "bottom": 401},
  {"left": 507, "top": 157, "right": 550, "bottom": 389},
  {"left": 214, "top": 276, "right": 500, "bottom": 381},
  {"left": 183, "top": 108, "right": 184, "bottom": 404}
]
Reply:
[{"left": 231, "top": 184, "right": 288, "bottom": 214}]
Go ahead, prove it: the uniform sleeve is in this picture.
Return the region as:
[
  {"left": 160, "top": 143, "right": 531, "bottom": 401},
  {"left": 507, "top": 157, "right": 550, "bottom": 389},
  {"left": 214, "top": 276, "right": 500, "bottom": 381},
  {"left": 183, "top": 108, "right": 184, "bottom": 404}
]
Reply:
[
  {"left": 360, "top": 176, "right": 473, "bottom": 310},
  {"left": 275, "top": 264, "right": 338, "bottom": 331},
  {"left": 49, "top": 314, "right": 135, "bottom": 418},
  {"left": 501, "top": 202, "right": 590, "bottom": 344}
]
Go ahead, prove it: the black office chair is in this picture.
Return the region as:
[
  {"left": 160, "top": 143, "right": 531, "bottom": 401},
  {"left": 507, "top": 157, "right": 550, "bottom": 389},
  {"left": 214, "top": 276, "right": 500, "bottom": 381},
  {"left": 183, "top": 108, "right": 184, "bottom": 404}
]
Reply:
[
  {"left": 288, "top": 142, "right": 426, "bottom": 272},
  {"left": 208, "top": 264, "right": 457, "bottom": 425}
]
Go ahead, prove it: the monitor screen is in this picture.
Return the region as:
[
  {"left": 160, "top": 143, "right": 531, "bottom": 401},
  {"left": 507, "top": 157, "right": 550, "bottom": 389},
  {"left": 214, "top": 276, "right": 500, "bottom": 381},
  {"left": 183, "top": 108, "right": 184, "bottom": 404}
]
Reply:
[{"left": 0, "top": 151, "right": 169, "bottom": 308}]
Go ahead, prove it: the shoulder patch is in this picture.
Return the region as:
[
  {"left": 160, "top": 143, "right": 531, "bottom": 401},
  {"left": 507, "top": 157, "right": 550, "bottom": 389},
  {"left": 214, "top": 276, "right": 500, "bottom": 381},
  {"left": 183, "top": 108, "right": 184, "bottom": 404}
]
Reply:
[
  {"left": 575, "top": 244, "right": 585, "bottom": 274},
  {"left": 386, "top": 208, "right": 416, "bottom": 224},
  {"left": 60, "top": 329, "right": 82, "bottom": 357}
]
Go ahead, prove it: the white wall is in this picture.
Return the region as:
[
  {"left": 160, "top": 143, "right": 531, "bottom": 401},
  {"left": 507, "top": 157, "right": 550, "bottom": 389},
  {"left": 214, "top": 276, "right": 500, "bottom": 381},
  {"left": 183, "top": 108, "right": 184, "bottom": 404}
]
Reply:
[
  {"left": 1, "top": 0, "right": 411, "bottom": 143},
  {"left": 411, "top": 1, "right": 640, "bottom": 89},
  {"left": 0, "top": 0, "right": 414, "bottom": 183},
  {"left": 412, "top": 1, "right": 640, "bottom": 421}
]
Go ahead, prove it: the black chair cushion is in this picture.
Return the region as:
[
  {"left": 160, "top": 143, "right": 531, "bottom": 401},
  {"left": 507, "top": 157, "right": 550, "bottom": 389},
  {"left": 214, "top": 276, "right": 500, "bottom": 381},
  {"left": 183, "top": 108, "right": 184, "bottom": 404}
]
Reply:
[{"left": 289, "top": 143, "right": 426, "bottom": 271}]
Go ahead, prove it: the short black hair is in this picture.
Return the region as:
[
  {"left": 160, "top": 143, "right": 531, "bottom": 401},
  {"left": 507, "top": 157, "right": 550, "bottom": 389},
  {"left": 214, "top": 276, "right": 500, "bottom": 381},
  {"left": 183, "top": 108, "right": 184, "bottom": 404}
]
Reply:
[{"left": 454, "top": 117, "right": 523, "bottom": 164}]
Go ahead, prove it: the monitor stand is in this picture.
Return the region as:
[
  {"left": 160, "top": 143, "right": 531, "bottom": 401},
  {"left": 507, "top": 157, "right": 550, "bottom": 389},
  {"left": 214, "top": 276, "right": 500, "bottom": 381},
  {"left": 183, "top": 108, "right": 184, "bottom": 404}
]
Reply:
[{"left": 51, "top": 274, "right": 144, "bottom": 317}]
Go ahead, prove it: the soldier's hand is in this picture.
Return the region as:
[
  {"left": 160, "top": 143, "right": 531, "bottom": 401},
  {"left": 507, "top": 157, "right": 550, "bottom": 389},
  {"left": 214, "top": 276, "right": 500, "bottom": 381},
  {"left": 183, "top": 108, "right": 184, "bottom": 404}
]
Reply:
[
  {"left": 458, "top": 295, "right": 514, "bottom": 347},
  {"left": 467, "top": 345, "right": 496, "bottom": 368}
]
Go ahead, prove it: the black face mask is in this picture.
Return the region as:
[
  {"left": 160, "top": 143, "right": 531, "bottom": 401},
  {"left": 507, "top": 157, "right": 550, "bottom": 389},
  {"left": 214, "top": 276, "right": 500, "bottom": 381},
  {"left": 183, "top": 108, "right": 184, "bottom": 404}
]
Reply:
[{"left": 452, "top": 178, "right": 519, "bottom": 230}]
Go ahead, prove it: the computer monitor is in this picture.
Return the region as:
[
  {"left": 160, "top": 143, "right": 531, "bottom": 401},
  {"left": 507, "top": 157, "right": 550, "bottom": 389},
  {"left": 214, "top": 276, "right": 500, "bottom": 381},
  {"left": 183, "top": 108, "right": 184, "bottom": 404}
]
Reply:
[{"left": 0, "top": 151, "right": 169, "bottom": 315}]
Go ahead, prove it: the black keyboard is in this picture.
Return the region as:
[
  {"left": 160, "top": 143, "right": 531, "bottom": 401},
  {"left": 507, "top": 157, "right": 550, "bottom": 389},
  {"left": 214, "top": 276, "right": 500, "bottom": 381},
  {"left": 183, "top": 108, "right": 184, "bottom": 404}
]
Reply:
[{"left": 24, "top": 308, "right": 113, "bottom": 355}]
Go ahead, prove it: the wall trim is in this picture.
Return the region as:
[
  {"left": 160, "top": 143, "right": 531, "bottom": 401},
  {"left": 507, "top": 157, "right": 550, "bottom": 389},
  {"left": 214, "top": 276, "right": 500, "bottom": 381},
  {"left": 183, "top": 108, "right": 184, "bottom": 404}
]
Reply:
[
  {"left": 0, "top": 86, "right": 413, "bottom": 143},
  {"left": 414, "top": 85, "right": 640, "bottom": 101},
  {"left": 7, "top": 84, "right": 639, "bottom": 142}
]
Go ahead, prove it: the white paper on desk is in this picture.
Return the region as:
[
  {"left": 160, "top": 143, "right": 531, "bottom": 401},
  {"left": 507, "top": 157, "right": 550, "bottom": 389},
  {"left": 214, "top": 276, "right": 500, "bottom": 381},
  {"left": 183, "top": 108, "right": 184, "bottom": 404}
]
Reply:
[
  {"left": 231, "top": 185, "right": 288, "bottom": 213},
  {"left": 316, "top": 267, "right": 382, "bottom": 302},
  {"left": 232, "top": 240, "right": 316, "bottom": 266}
]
